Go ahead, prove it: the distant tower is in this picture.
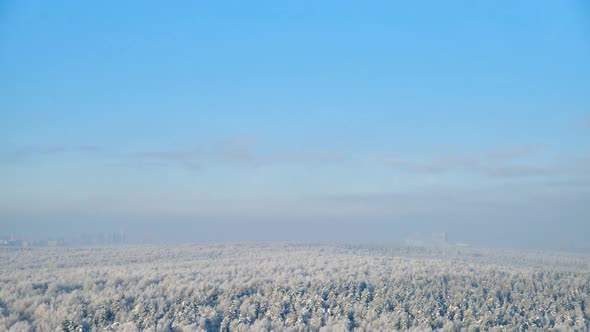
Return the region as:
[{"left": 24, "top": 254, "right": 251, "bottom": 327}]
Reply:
[
  {"left": 118, "top": 229, "right": 127, "bottom": 244},
  {"left": 432, "top": 232, "right": 448, "bottom": 244}
]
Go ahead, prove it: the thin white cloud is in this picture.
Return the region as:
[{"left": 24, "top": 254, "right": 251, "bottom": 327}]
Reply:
[
  {"left": 120, "top": 137, "right": 346, "bottom": 169},
  {"left": 483, "top": 145, "right": 540, "bottom": 161},
  {"left": 383, "top": 146, "right": 557, "bottom": 178},
  {"left": 0, "top": 145, "right": 102, "bottom": 162}
]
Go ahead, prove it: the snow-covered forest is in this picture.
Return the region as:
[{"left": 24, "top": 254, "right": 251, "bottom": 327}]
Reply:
[{"left": 1, "top": 244, "right": 589, "bottom": 331}]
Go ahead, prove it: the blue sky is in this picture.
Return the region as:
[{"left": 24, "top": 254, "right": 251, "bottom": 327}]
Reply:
[{"left": 1, "top": 1, "right": 589, "bottom": 248}]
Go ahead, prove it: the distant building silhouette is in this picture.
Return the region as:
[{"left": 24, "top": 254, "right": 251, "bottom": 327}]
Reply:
[
  {"left": 432, "top": 232, "right": 448, "bottom": 244},
  {"left": 405, "top": 232, "right": 449, "bottom": 247}
]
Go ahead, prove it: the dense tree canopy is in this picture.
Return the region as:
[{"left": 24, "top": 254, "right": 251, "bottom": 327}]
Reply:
[{"left": 1, "top": 244, "right": 589, "bottom": 331}]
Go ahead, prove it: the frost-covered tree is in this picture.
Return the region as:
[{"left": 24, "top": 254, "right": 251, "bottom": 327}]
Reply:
[{"left": 0, "top": 244, "right": 588, "bottom": 331}]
